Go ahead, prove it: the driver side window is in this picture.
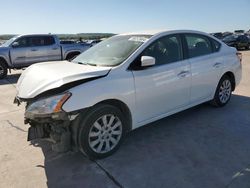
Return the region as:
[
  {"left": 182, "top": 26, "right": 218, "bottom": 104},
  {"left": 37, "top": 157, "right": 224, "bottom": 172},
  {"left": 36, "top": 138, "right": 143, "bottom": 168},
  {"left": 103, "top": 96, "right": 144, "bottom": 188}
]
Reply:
[
  {"left": 142, "top": 35, "right": 182, "bottom": 66},
  {"left": 14, "top": 37, "right": 29, "bottom": 48}
]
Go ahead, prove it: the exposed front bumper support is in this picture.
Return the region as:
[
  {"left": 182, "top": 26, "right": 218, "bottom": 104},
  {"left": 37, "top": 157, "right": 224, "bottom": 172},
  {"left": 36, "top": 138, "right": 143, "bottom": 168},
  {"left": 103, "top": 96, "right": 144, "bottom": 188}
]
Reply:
[
  {"left": 25, "top": 111, "right": 78, "bottom": 153},
  {"left": 27, "top": 126, "right": 48, "bottom": 141}
]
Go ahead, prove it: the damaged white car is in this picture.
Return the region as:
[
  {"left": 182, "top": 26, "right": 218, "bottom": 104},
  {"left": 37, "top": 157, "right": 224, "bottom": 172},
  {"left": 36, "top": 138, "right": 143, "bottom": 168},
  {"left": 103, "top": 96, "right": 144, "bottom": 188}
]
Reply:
[{"left": 15, "top": 30, "right": 242, "bottom": 159}]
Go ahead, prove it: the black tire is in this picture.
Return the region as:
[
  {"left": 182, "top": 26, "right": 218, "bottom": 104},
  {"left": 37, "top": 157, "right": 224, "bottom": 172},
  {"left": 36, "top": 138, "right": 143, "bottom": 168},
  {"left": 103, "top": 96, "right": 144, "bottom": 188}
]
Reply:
[
  {"left": 77, "top": 104, "right": 127, "bottom": 159},
  {"left": 0, "top": 60, "right": 8, "bottom": 79},
  {"left": 210, "top": 75, "right": 232, "bottom": 107}
]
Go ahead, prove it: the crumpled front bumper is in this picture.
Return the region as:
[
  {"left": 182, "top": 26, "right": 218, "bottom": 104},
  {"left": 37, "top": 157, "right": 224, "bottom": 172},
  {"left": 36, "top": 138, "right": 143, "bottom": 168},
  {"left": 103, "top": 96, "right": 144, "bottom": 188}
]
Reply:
[
  {"left": 13, "top": 96, "right": 22, "bottom": 106},
  {"left": 13, "top": 95, "right": 76, "bottom": 153}
]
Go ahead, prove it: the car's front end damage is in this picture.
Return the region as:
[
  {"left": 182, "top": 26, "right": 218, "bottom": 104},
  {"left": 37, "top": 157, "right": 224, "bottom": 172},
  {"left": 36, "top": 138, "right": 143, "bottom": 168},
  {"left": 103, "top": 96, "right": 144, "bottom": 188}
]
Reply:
[
  {"left": 14, "top": 92, "right": 80, "bottom": 152},
  {"left": 14, "top": 60, "right": 111, "bottom": 153}
]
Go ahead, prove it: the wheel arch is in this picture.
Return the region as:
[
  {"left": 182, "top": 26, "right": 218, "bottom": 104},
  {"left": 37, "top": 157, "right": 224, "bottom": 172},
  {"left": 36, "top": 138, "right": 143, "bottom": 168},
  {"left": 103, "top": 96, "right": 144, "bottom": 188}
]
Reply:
[
  {"left": 95, "top": 99, "right": 133, "bottom": 132},
  {"left": 71, "top": 98, "right": 133, "bottom": 149},
  {"left": 65, "top": 51, "right": 81, "bottom": 60},
  {"left": 0, "top": 56, "right": 9, "bottom": 68}
]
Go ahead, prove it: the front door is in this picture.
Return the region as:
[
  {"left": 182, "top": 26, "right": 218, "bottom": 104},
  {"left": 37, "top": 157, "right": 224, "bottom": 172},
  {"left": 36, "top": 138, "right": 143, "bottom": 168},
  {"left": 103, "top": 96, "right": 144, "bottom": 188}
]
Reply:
[
  {"left": 10, "top": 36, "right": 30, "bottom": 67},
  {"left": 132, "top": 34, "right": 191, "bottom": 124}
]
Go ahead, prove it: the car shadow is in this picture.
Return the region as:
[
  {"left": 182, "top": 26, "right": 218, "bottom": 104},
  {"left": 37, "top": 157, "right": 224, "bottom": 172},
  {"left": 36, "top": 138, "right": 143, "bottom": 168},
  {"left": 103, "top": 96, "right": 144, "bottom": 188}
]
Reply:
[
  {"left": 31, "top": 94, "right": 250, "bottom": 188},
  {"left": 0, "top": 73, "right": 21, "bottom": 85},
  {"left": 30, "top": 139, "right": 118, "bottom": 188}
]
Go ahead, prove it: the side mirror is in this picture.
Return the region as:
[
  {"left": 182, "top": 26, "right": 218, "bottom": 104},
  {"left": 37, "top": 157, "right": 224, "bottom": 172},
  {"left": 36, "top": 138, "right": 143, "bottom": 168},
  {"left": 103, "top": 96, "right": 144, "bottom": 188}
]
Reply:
[
  {"left": 12, "top": 42, "right": 19, "bottom": 48},
  {"left": 141, "top": 56, "right": 155, "bottom": 67}
]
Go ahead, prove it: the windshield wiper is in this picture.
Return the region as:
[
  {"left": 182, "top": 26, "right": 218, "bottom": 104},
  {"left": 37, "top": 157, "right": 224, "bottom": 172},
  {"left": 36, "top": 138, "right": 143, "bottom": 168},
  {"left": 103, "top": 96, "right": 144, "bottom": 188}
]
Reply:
[
  {"left": 86, "top": 62, "right": 97, "bottom": 66},
  {"left": 73, "top": 61, "right": 83, "bottom": 64},
  {"left": 71, "top": 60, "right": 86, "bottom": 65}
]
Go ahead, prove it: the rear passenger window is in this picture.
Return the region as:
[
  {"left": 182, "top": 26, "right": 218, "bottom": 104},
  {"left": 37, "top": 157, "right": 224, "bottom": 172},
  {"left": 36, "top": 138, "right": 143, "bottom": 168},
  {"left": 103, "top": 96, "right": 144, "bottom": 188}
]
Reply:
[
  {"left": 142, "top": 35, "right": 182, "bottom": 65},
  {"left": 43, "top": 36, "right": 55, "bottom": 45},
  {"left": 185, "top": 34, "right": 212, "bottom": 58},
  {"left": 211, "top": 39, "right": 221, "bottom": 52}
]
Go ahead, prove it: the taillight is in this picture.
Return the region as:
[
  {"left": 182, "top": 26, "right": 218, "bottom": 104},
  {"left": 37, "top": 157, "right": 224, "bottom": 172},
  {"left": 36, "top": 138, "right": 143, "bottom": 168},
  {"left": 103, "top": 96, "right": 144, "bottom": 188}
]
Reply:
[{"left": 236, "top": 52, "right": 242, "bottom": 63}]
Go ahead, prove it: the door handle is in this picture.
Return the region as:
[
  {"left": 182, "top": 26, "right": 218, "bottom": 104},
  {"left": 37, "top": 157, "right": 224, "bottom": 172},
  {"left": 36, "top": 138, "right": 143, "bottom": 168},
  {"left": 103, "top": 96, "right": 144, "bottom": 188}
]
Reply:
[
  {"left": 213, "top": 62, "right": 222, "bottom": 68},
  {"left": 177, "top": 71, "right": 190, "bottom": 78},
  {"left": 31, "top": 49, "right": 38, "bottom": 51},
  {"left": 52, "top": 48, "right": 58, "bottom": 50}
]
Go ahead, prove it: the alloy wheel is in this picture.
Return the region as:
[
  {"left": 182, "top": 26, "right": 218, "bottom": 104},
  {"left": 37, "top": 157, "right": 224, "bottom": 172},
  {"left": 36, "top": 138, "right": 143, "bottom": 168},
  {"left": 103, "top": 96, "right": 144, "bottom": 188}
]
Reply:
[
  {"left": 219, "top": 79, "right": 232, "bottom": 103},
  {"left": 88, "top": 114, "right": 122, "bottom": 154}
]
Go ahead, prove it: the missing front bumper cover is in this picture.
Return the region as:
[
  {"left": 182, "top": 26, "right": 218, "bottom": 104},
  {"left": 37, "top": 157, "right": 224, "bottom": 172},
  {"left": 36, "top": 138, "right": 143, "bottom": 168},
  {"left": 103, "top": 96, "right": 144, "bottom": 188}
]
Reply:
[
  {"left": 27, "top": 119, "right": 72, "bottom": 153},
  {"left": 27, "top": 126, "right": 48, "bottom": 141}
]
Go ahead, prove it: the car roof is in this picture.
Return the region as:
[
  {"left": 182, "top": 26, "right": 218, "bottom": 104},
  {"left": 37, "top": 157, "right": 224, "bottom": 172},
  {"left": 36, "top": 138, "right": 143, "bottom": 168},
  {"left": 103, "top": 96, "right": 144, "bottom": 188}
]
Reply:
[
  {"left": 119, "top": 29, "right": 210, "bottom": 36},
  {"left": 16, "top": 34, "right": 55, "bottom": 38}
]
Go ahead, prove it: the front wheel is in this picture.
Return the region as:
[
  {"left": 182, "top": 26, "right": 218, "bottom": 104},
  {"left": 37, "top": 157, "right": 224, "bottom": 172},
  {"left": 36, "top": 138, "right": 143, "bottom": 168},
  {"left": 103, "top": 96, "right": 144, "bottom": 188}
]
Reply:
[
  {"left": 211, "top": 75, "right": 232, "bottom": 107},
  {"left": 77, "top": 104, "right": 126, "bottom": 159}
]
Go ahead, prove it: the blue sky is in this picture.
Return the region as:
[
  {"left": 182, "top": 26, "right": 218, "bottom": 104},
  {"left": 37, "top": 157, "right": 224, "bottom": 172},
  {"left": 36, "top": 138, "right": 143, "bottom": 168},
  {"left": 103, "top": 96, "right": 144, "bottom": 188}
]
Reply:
[{"left": 1, "top": 0, "right": 250, "bottom": 34}]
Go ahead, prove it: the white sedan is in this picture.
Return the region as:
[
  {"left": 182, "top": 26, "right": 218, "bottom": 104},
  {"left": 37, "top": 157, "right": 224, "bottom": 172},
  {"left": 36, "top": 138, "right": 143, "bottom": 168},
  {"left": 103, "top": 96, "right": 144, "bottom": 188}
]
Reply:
[{"left": 15, "top": 30, "right": 242, "bottom": 159}]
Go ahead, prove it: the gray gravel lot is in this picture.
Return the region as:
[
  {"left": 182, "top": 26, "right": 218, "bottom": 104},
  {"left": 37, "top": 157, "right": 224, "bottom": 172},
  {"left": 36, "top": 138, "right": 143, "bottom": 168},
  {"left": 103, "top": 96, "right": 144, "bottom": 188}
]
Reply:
[{"left": 0, "top": 51, "right": 250, "bottom": 188}]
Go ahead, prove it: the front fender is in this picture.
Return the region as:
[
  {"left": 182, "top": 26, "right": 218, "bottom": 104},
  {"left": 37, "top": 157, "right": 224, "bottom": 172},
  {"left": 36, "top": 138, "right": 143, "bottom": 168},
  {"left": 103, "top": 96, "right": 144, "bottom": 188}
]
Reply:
[
  {"left": 0, "top": 48, "right": 11, "bottom": 67},
  {"left": 62, "top": 70, "right": 136, "bottom": 123}
]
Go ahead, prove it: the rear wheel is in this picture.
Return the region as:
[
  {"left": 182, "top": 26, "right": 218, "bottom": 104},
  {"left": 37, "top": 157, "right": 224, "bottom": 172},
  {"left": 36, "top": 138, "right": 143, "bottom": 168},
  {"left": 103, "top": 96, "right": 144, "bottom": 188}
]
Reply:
[
  {"left": 0, "top": 60, "right": 8, "bottom": 79},
  {"left": 77, "top": 104, "right": 126, "bottom": 159},
  {"left": 211, "top": 75, "right": 232, "bottom": 107},
  {"left": 66, "top": 52, "right": 80, "bottom": 61}
]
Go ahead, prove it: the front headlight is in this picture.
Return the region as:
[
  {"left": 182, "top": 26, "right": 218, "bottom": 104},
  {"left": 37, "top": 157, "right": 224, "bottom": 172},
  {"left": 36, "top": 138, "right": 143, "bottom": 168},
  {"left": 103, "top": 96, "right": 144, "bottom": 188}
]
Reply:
[{"left": 26, "top": 92, "right": 71, "bottom": 115}]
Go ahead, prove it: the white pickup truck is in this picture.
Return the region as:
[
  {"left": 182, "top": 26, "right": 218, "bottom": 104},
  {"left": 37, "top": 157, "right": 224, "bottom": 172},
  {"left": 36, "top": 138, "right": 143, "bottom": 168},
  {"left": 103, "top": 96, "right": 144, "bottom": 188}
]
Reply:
[{"left": 0, "top": 34, "right": 90, "bottom": 79}]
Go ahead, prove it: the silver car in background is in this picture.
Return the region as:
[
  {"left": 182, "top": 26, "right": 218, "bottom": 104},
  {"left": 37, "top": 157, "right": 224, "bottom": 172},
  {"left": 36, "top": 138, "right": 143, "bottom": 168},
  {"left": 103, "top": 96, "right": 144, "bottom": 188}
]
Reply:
[{"left": 0, "top": 34, "right": 90, "bottom": 79}]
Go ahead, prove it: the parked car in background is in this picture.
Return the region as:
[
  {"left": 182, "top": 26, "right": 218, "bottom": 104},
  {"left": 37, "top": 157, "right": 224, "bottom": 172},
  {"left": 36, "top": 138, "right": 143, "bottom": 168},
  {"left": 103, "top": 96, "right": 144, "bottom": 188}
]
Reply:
[
  {"left": 60, "top": 40, "right": 76, "bottom": 44},
  {"left": 15, "top": 30, "right": 242, "bottom": 159},
  {"left": 88, "top": 39, "right": 102, "bottom": 46},
  {"left": 77, "top": 41, "right": 93, "bottom": 48},
  {"left": 234, "top": 30, "right": 245, "bottom": 34},
  {"left": 0, "top": 34, "right": 90, "bottom": 79},
  {"left": 222, "top": 34, "right": 250, "bottom": 50},
  {"left": 223, "top": 32, "right": 233, "bottom": 38},
  {"left": 211, "top": 32, "right": 223, "bottom": 40}
]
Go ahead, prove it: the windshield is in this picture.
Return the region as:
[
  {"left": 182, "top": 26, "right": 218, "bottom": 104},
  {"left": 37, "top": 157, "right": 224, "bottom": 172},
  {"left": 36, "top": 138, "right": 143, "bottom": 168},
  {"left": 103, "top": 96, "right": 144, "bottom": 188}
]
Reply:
[
  {"left": 1, "top": 36, "right": 17, "bottom": 47},
  {"left": 73, "top": 35, "right": 152, "bottom": 67}
]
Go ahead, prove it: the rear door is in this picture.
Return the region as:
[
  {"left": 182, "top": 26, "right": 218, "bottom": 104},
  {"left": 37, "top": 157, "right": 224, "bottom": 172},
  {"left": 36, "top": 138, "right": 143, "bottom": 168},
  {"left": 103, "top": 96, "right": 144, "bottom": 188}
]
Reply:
[
  {"left": 24, "top": 36, "right": 61, "bottom": 64},
  {"left": 183, "top": 34, "right": 223, "bottom": 103},
  {"left": 25, "top": 36, "right": 54, "bottom": 64},
  {"left": 43, "top": 36, "right": 61, "bottom": 61},
  {"left": 132, "top": 34, "right": 191, "bottom": 123}
]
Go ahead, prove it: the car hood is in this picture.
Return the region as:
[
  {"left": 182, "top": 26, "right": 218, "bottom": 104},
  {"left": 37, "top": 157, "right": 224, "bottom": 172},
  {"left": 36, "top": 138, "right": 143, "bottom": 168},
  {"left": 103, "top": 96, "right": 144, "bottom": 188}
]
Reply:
[
  {"left": 16, "top": 61, "right": 111, "bottom": 99},
  {"left": 0, "top": 46, "right": 10, "bottom": 52}
]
